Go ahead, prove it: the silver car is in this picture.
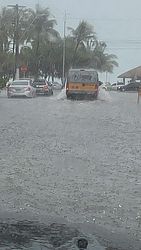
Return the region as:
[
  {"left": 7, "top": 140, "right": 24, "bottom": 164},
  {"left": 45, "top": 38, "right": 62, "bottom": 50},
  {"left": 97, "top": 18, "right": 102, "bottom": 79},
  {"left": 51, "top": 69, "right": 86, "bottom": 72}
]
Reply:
[{"left": 7, "top": 79, "right": 36, "bottom": 98}]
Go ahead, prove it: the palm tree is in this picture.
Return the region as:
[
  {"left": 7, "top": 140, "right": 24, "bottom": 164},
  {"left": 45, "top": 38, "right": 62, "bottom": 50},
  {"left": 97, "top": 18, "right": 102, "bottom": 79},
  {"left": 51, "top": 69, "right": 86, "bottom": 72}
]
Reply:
[
  {"left": 0, "top": 50, "right": 14, "bottom": 80},
  {"left": 0, "top": 8, "right": 14, "bottom": 53},
  {"left": 0, "top": 7, "right": 35, "bottom": 79},
  {"left": 91, "top": 41, "right": 118, "bottom": 73},
  {"left": 39, "top": 39, "right": 62, "bottom": 80},
  {"left": 69, "top": 21, "right": 96, "bottom": 65},
  {"left": 100, "top": 54, "right": 118, "bottom": 73},
  {"left": 0, "top": 8, "right": 16, "bottom": 80},
  {"left": 26, "top": 5, "right": 59, "bottom": 77}
]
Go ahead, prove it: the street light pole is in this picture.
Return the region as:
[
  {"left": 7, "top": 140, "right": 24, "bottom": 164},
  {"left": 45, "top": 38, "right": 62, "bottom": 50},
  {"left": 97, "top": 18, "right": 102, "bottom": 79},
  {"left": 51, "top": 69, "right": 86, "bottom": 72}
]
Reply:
[
  {"left": 105, "top": 71, "right": 108, "bottom": 83},
  {"left": 62, "top": 12, "right": 66, "bottom": 87},
  {"left": 15, "top": 4, "right": 19, "bottom": 80}
]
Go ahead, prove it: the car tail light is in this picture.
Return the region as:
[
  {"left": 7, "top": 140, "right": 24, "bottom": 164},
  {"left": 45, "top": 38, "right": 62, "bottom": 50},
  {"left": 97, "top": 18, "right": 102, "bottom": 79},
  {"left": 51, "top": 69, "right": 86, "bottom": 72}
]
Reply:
[
  {"left": 44, "top": 85, "right": 48, "bottom": 89},
  {"left": 66, "top": 83, "right": 69, "bottom": 90},
  {"left": 25, "top": 86, "right": 31, "bottom": 91}
]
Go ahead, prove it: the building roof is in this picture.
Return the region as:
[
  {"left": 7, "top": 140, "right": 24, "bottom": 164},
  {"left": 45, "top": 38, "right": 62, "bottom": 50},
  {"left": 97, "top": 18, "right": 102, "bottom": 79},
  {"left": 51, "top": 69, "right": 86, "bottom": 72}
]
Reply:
[{"left": 118, "top": 66, "right": 141, "bottom": 79}]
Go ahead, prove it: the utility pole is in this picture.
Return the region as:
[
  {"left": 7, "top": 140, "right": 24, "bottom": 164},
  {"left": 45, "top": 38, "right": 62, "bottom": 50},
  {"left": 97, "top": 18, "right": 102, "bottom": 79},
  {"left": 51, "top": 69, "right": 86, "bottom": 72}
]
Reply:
[
  {"left": 105, "top": 71, "right": 108, "bottom": 83},
  {"left": 15, "top": 4, "right": 19, "bottom": 80},
  {"left": 8, "top": 4, "right": 25, "bottom": 79},
  {"left": 62, "top": 12, "right": 66, "bottom": 87}
]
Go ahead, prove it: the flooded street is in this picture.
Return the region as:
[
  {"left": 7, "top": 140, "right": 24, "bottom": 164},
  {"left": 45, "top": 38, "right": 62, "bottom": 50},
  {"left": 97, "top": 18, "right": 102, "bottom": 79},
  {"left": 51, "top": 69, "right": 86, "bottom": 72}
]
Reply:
[{"left": 0, "top": 89, "right": 141, "bottom": 249}]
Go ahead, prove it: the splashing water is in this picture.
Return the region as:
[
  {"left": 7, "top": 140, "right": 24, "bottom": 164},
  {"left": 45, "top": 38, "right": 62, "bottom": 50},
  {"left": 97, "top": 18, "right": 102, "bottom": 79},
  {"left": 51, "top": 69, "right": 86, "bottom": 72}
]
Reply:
[
  {"left": 56, "top": 86, "right": 112, "bottom": 102},
  {"left": 56, "top": 88, "right": 66, "bottom": 100},
  {"left": 98, "top": 87, "right": 112, "bottom": 102}
]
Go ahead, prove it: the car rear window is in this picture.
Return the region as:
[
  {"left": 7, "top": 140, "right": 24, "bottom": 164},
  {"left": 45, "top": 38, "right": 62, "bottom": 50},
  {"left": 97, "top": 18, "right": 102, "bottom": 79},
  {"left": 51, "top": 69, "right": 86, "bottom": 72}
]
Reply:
[
  {"left": 117, "top": 83, "right": 123, "bottom": 85},
  {"left": 68, "top": 71, "right": 98, "bottom": 83},
  {"left": 11, "top": 81, "right": 28, "bottom": 85},
  {"left": 34, "top": 81, "right": 46, "bottom": 85}
]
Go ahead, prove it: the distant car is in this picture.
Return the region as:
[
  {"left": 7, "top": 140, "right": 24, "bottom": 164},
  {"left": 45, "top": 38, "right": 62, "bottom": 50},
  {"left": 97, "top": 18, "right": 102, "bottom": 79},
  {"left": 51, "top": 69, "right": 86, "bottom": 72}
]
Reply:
[
  {"left": 52, "top": 81, "right": 62, "bottom": 90},
  {"left": 101, "top": 82, "right": 112, "bottom": 91},
  {"left": 120, "top": 81, "right": 141, "bottom": 92},
  {"left": 33, "top": 79, "right": 53, "bottom": 96},
  {"left": 111, "top": 82, "right": 125, "bottom": 91},
  {"left": 7, "top": 79, "right": 36, "bottom": 98}
]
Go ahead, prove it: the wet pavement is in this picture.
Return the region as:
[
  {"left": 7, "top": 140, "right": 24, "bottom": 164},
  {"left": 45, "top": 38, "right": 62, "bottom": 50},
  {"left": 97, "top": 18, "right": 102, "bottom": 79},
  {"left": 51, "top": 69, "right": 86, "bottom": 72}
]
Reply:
[{"left": 0, "top": 89, "right": 141, "bottom": 249}]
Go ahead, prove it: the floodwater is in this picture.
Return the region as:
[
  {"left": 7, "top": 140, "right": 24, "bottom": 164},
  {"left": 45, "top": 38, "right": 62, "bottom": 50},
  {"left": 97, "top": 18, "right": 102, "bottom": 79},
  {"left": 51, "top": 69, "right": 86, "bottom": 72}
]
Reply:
[{"left": 0, "top": 89, "right": 141, "bottom": 250}]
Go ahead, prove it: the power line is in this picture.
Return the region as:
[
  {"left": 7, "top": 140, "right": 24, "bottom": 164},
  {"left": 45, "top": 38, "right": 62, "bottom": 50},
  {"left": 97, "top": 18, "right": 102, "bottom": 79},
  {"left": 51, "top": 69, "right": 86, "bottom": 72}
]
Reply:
[
  {"left": 107, "top": 47, "right": 141, "bottom": 50},
  {"left": 55, "top": 15, "right": 141, "bottom": 22},
  {"left": 105, "top": 40, "right": 141, "bottom": 43}
]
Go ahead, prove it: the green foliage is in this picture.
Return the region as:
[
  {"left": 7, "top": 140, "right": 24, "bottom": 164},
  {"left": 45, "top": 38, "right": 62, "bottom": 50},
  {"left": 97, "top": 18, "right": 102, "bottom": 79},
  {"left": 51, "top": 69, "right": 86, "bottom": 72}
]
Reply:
[
  {"left": 0, "top": 77, "right": 8, "bottom": 89},
  {"left": 0, "top": 5, "right": 118, "bottom": 81}
]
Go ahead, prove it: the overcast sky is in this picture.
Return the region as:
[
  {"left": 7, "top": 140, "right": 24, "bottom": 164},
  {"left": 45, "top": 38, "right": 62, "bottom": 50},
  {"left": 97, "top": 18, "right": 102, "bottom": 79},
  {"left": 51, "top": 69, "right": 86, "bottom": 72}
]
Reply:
[{"left": 1, "top": 0, "right": 141, "bottom": 82}]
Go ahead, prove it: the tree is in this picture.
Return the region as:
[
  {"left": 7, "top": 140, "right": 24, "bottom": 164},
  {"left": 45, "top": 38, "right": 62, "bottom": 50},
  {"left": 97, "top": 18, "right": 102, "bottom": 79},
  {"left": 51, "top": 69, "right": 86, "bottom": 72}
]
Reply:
[
  {"left": 91, "top": 41, "right": 118, "bottom": 72},
  {"left": 69, "top": 20, "right": 96, "bottom": 65},
  {"left": 25, "top": 5, "right": 59, "bottom": 77},
  {"left": 0, "top": 8, "right": 14, "bottom": 53},
  {"left": 0, "top": 6, "right": 35, "bottom": 79},
  {"left": 0, "top": 5, "right": 118, "bottom": 82}
]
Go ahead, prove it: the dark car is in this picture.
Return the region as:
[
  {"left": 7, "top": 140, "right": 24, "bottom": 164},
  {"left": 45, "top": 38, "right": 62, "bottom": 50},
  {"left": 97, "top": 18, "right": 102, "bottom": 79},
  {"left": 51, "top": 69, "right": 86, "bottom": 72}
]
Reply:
[
  {"left": 33, "top": 79, "right": 53, "bottom": 96},
  {"left": 120, "top": 81, "right": 141, "bottom": 92}
]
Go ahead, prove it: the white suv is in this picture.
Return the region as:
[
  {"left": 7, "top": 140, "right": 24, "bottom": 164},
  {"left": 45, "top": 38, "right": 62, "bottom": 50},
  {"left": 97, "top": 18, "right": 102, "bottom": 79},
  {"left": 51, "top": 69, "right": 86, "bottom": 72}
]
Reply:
[{"left": 111, "top": 82, "right": 124, "bottom": 91}]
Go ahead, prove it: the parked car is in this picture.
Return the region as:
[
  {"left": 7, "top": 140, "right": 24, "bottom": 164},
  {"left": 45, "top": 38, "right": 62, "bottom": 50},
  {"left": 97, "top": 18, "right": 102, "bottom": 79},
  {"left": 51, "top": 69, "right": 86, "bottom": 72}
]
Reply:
[
  {"left": 33, "top": 79, "right": 53, "bottom": 96},
  {"left": 7, "top": 79, "right": 36, "bottom": 98},
  {"left": 120, "top": 81, "right": 141, "bottom": 92},
  {"left": 100, "top": 82, "right": 112, "bottom": 91},
  {"left": 111, "top": 82, "right": 125, "bottom": 91},
  {"left": 20, "top": 78, "right": 34, "bottom": 84}
]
